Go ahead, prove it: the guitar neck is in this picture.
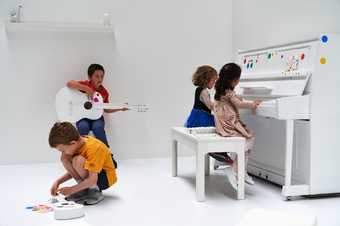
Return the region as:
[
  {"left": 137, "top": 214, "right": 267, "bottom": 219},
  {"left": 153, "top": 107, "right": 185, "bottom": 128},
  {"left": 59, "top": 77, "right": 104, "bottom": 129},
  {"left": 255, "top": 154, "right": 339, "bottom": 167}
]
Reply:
[
  {"left": 95, "top": 103, "right": 125, "bottom": 110},
  {"left": 94, "top": 103, "right": 148, "bottom": 112}
]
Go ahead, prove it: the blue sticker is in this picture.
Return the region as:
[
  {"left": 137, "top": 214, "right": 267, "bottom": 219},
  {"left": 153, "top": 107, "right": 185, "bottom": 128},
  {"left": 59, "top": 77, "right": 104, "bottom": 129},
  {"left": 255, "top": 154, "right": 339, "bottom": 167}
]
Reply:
[
  {"left": 26, "top": 206, "right": 34, "bottom": 209},
  {"left": 321, "top": 35, "right": 328, "bottom": 43}
]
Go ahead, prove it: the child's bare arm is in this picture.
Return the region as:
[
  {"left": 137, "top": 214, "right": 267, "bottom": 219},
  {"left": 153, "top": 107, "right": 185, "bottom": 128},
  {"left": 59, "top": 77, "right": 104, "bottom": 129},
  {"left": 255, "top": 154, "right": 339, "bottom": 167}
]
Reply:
[
  {"left": 66, "top": 80, "right": 94, "bottom": 97},
  {"left": 230, "top": 96, "right": 261, "bottom": 109},
  {"left": 50, "top": 173, "right": 72, "bottom": 196},
  {"left": 73, "top": 172, "right": 98, "bottom": 192},
  {"left": 56, "top": 173, "right": 72, "bottom": 184},
  {"left": 104, "top": 108, "right": 129, "bottom": 113},
  {"left": 199, "top": 89, "right": 214, "bottom": 110},
  {"left": 58, "top": 172, "right": 98, "bottom": 196}
]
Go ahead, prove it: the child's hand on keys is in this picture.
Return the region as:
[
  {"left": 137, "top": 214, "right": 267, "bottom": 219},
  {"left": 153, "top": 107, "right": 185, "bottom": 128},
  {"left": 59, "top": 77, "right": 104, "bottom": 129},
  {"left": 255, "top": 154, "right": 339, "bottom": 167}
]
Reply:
[
  {"left": 57, "top": 186, "right": 74, "bottom": 196},
  {"left": 251, "top": 100, "right": 262, "bottom": 114},
  {"left": 251, "top": 100, "right": 262, "bottom": 108},
  {"left": 257, "top": 100, "right": 262, "bottom": 105},
  {"left": 254, "top": 100, "right": 262, "bottom": 107},
  {"left": 50, "top": 181, "right": 60, "bottom": 196}
]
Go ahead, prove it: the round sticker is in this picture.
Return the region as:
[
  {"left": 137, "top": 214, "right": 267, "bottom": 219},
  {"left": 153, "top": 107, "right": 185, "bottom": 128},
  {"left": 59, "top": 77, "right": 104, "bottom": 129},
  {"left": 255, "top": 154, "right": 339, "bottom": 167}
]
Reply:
[
  {"left": 320, "top": 57, "right": 327, "bottom": 64},
  {"left": 321, "top": 35, "right": 328, "bottom": 43}
]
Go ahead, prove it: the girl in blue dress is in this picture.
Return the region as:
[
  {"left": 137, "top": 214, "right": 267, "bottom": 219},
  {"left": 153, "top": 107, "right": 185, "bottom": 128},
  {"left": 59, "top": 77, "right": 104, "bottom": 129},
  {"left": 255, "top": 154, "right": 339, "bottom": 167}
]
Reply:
[{"left": 184, "top": 65, "right": 233, "bottom": 168}]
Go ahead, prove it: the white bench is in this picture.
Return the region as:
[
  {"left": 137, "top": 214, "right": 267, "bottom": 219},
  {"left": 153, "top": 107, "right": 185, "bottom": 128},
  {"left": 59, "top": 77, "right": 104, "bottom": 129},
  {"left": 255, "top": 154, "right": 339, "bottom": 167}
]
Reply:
[{"left": 171, "top": 127, "right": 246, "bottom": 201}]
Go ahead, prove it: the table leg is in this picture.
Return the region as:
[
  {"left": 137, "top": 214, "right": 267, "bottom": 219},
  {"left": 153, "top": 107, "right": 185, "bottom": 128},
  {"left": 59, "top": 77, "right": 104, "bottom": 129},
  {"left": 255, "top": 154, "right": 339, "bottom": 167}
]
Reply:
[
  {"left": 196, "top": 149, "right": 205, "bottom": 201},
  {"left": 205, "top": 154, "right": 210, "bottom": 176},
  {"left": 172, "top": 140, "right": 178, "bottom": 177},
  {"left": 237, "top": 150, "right": 245, "bottom": 200}
]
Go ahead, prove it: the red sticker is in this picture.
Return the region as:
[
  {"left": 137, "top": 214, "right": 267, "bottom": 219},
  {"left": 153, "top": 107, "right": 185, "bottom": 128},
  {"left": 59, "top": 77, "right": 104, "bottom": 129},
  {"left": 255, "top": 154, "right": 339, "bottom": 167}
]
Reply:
[{"left": 301, "top": 53, "right": 305, "bottom": 60}]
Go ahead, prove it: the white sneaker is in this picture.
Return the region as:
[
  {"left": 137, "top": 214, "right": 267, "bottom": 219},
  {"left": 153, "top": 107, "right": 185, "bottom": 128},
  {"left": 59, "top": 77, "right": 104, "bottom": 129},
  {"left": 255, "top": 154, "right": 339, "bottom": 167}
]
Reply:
[
  {"left": 245, "top": 173, "right": 255, "bottom": 185},
  {"left": 214, "top": 160, "right": 230, "bottom": 170},
  {"left": 224, "top": 168, "right": 238, "bottom": 190}
]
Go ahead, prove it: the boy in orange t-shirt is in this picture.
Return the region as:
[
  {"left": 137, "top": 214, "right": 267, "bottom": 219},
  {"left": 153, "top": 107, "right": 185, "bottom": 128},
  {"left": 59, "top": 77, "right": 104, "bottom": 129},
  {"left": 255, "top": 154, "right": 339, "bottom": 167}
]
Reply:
[{"left": 49, "top": 122, "right": 117, "bottom": 205}]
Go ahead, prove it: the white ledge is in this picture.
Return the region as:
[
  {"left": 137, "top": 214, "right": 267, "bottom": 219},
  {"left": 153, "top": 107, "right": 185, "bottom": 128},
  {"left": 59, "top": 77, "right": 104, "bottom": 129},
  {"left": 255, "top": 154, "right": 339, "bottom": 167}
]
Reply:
[{"left": 5, "top": 21, "right": 114, "bottom": 34}]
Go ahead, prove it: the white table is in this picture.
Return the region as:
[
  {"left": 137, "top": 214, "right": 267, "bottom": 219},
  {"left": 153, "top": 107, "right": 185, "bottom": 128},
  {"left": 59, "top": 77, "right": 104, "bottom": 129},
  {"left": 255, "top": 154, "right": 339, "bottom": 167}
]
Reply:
[{"left": 171, "top": 127, "right": 246, "bottom": 201}]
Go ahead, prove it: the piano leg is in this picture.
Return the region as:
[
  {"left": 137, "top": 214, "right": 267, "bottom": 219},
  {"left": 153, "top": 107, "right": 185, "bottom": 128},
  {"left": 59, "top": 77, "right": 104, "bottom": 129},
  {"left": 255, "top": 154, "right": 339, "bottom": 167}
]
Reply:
[
  {"left": 282, "top": 120, "right": 294, "bottom": 199},
  {"left": 285, "top": 120, "right": 294, "bottom": 187},
  {"left": 282, "top": 120, "right": 310, "bottom": 199}
]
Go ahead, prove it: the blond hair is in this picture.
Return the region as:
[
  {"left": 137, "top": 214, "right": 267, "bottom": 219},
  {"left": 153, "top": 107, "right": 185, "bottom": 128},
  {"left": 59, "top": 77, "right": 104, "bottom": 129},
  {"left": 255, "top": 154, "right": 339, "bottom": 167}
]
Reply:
[{"left": 192, "top": 65, "right": 217, "bottom": 87}]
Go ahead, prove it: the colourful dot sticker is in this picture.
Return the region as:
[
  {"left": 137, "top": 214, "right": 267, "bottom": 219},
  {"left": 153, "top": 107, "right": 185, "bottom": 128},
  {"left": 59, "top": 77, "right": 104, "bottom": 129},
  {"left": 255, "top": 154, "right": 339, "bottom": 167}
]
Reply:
[
  {"left": 320, "top": 57, "right": 327, "bottom": 64},
  {"left": 321, "top": 35, "right": 328, "bottom": 43},
  {"left": 267, "top": 53, "right": 272, "bottom": 59},
  {"left": 94, "top": 97, "right": 99, "bottom": 102},
  {"left": 301, "top": 53, "right": 305, "bottom": 60},
  {"left": 250, "top": 63, "right": 253, "bottom": 68}
]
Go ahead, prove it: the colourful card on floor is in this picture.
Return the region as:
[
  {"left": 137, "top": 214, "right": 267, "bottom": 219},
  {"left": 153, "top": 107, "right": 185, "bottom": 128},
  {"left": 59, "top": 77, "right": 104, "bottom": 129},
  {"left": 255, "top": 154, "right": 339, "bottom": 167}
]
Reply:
[{"left": 26, "top": 204, "right": 53, "bottom": 213}]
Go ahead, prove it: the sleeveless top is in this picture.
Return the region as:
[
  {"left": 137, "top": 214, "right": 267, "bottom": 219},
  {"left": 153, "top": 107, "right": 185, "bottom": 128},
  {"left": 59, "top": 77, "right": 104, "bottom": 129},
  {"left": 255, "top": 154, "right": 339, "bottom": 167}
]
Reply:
[{"left": 193, "top": 87, "right": 211, "bottom": 114}]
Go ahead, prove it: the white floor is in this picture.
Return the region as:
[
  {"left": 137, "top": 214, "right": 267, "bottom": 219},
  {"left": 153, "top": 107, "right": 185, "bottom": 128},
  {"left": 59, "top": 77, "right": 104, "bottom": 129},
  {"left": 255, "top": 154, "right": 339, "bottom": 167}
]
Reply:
[{"left": 1, "top": 157, "right": 340, "bottom": 226}]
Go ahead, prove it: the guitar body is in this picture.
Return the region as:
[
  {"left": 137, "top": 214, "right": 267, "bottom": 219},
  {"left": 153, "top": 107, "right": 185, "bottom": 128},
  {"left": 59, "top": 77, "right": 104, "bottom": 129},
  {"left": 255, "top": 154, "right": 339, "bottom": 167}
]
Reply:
[{"left": 56, "top": 87, "right": 104, "bottom": 122}]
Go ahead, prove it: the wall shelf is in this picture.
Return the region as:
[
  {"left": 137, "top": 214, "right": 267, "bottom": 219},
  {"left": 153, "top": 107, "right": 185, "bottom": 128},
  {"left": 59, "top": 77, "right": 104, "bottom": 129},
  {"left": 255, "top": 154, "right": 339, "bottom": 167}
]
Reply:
[{"left": 4, "top": 21, "right": 114, "bottom": 35}]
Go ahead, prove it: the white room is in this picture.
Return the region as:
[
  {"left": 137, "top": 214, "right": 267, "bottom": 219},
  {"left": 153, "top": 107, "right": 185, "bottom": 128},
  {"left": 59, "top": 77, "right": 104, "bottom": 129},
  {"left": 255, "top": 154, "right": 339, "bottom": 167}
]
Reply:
[{"left": 0, "top": 0, "right": 339, "bottom": 225}]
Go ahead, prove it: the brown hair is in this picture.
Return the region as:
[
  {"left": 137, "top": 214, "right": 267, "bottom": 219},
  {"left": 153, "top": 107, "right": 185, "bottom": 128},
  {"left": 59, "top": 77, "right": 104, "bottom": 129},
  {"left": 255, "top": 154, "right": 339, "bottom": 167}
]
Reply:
[
  {"left": 192, "top": 65, "right": 218, "bottom": 87},
  {"left": 214, "top": 63, "right": 241, "bottom": 101},
  {"left": 49, "top": 122, "right": 80, "bottom": 148}
]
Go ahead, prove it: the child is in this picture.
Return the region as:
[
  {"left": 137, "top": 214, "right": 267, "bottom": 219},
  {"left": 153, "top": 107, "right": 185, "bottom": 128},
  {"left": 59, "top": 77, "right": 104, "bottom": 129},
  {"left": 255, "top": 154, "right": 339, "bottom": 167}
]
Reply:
[
  {"left": 184, "top": 65, "right": 233, "bottom": 169},
  {"left": 49, "top": 122, "right": 117, "bottom": 205},
  {"left": 213, "top": 63, "right": 261, "bottom": 189},
  {"left": 67, "top": 64, "right": 128, "bottom": 168}
]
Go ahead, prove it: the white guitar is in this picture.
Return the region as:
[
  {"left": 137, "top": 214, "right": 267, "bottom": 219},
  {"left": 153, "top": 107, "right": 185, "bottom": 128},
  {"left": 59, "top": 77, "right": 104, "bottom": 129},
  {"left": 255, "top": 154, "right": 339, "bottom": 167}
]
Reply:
[{"left": 56, "top": 87, "right": 148, "bottom": 122}]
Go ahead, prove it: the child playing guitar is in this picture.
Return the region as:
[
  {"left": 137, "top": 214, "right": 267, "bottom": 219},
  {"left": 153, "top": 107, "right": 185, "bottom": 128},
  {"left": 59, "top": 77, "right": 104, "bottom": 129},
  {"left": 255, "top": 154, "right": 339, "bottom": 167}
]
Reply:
[{"left": 67, "top": 64, "right": 128, "bottom": 168}]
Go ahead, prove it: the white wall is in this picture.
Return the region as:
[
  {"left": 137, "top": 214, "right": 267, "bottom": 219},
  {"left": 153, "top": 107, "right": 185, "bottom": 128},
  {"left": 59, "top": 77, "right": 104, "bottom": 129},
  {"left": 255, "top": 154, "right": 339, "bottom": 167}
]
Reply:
[
  {"left": 0, "top": 0, "right": 233, "bottom": 164},
  {"left": 232, "top": 0, "right": 340, "bottom": 57}
]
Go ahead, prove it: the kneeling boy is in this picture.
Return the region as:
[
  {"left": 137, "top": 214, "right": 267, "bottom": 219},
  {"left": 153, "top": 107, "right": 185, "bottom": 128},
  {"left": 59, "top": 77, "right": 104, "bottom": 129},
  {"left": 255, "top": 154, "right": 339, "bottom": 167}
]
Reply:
[{"left": 49, "top": 122, "right": 117, "bottom": 205}]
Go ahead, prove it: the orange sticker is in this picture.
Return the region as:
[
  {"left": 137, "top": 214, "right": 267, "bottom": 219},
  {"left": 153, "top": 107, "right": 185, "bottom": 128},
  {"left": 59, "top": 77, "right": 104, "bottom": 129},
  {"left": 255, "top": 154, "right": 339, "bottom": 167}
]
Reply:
[{"left": 320, "top": 57, "right": 327, "bottom": 64}]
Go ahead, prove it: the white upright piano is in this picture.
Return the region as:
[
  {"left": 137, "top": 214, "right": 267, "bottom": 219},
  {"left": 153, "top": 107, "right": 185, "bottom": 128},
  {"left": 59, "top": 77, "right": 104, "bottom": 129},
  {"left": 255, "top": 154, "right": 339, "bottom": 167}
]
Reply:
[{"left": 235, "top": 34, "right": 340, "bottom": 199}]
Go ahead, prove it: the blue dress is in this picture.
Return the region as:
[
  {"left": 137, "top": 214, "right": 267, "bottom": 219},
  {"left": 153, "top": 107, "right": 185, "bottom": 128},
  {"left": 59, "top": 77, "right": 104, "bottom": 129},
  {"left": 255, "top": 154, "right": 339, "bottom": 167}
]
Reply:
[{"left": 184, "top": 87, "right": 215, "bottom": 128}]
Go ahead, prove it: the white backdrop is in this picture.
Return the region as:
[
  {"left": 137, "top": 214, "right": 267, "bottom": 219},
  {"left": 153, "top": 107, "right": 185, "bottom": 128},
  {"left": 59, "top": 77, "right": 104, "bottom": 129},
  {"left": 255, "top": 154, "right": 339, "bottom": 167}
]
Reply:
[
  {"left": 232, "top": 0, "right": 340, "bottom": 56},
  {"left": 0, "top": 0, "right": 233, "bottom": 164}
]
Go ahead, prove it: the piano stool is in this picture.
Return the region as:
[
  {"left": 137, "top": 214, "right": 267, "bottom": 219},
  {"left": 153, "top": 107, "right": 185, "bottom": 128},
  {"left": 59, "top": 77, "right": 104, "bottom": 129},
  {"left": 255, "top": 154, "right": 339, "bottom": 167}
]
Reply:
[{"left": 171, "top": 127, "right": 246, "bottom": 202}]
